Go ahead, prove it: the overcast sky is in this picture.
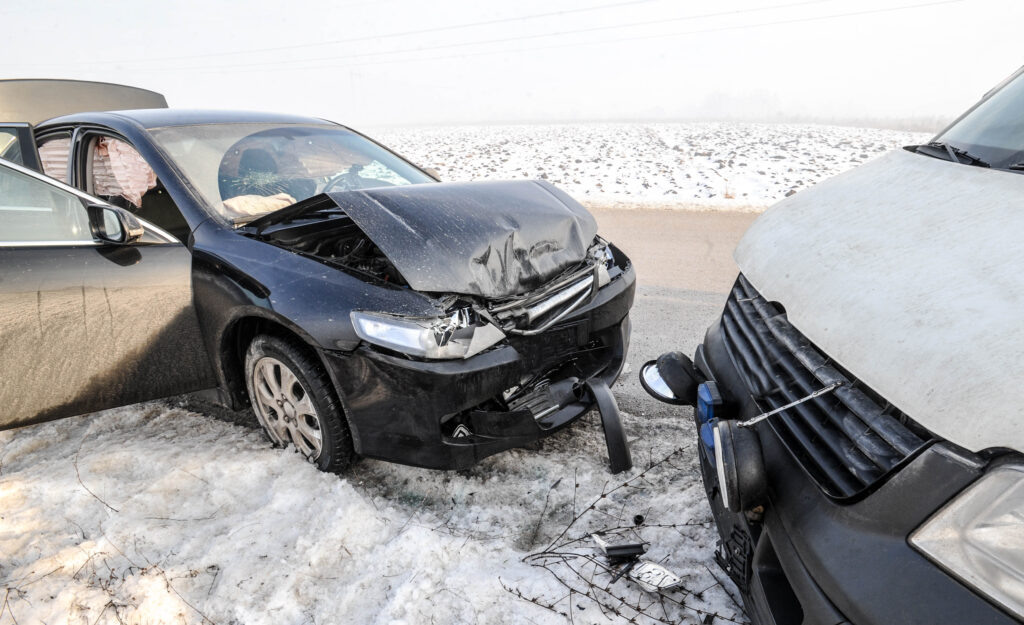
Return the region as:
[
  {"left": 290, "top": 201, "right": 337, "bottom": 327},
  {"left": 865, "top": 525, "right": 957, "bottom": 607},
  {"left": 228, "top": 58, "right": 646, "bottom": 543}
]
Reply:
[{"left": 4, "top": 0, "right": 1022, "bottom": 128}]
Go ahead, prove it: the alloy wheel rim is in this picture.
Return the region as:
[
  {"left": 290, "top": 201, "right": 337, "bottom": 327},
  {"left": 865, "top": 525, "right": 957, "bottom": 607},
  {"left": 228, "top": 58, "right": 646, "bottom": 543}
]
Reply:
[{"left": 251, "top": 356, "right": 323, "bottom": 462}]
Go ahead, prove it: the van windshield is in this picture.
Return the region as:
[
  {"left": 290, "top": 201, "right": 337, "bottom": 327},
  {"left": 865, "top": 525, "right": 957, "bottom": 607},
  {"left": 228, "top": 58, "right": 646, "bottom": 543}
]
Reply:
[
  {"left": 149, "top": 123, "right": 434, "bottom": 223},
  {"left": 935, "top": 70, "right": 1024, "bottom": 171}
]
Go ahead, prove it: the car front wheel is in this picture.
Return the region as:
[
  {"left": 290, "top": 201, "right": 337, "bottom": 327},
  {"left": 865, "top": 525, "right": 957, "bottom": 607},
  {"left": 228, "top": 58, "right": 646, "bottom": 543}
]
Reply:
[{"left": 244, "top": 334, "right": 354, "bottom": 472}]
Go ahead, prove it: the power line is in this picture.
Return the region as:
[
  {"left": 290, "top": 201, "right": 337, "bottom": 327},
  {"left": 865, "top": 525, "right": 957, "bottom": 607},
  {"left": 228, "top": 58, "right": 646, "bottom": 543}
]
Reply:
[
  {"left": 32, "top": 0, "right": 670, "bottom": 66},
  {"left": 25, "top": 0, "right": 841, "bottom": 70},
  {"left": 175, "top": 0, "right": 967, "bottom": 75},
  {"left": 133, "top": 0, "right": 845, "bottom": 72},
  {"left": 144, "top": 0, "right": 962, "bottom": 73}
]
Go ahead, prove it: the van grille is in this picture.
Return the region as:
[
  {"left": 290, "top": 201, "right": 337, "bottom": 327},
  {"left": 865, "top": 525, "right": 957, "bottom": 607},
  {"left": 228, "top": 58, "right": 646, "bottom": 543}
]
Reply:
[{"left": 720, "top": 275, "right": 932, "bottom": 500}]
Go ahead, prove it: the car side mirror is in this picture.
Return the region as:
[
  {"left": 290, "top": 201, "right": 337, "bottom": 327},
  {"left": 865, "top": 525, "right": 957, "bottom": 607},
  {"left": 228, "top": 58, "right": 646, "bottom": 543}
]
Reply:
[
  {"left": 640, "top": 352, "right": 702, "bottom": 406},
  {"left": 640, "top": 361, "right": 687, "bottom": 405},
  {"left": 87, "top": 204, "right": 144, "bottom": 245},
  {"left": 423, "top": 167, "right": 441, "bottom": 180}
]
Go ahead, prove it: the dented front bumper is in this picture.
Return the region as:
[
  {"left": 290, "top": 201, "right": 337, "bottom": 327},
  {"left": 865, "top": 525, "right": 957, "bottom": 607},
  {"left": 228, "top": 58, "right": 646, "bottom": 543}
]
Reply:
[{"left": 321, "top": 263, "right": 635, "bottom": 469}]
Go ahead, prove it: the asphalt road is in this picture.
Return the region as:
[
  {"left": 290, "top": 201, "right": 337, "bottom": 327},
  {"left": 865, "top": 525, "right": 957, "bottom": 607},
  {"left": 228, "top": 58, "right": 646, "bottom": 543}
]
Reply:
[{"left": 587, "top": 207, "right": 759, "bottom": 418}]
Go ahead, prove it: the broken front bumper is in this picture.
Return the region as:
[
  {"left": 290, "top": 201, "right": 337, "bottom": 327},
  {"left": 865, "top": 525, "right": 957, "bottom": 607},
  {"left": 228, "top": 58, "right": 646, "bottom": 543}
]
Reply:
[{"left": 322, "top": 264, "right": 635, "bottom": 470}]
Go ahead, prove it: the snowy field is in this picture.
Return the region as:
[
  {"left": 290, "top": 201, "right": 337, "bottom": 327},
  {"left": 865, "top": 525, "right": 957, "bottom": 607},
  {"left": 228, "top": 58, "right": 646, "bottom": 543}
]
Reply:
[
  {"left": 370, "top": 122, "right": 931, "bottom": 209},
  {"left": 0, "top": 401, "right": 738, "bottom": 625}
]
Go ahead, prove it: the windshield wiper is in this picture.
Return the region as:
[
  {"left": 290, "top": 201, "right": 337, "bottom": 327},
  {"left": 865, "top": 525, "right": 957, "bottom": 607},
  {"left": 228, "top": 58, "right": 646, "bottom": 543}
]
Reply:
[
  {"left": 913, "top": 142, "right": 991, "bottom": 168},
  {"left": 241, "top": 194, "right": 340, "bottom": 233}
]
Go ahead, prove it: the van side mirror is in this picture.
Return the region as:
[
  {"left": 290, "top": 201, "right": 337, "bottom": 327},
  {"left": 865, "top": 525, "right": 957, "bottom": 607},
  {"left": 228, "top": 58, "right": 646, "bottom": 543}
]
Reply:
[
  {"left": 639, "top": 352, "right": 702, "bottom": 406},
  {"left": 87, "top": 204, "right": 144, "bottom": 244}
]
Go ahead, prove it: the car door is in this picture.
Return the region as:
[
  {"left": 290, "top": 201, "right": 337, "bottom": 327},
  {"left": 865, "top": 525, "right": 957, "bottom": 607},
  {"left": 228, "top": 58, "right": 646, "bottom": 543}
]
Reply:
[{"left": 0, "top": 157, "right": 216, "bottom": 429}]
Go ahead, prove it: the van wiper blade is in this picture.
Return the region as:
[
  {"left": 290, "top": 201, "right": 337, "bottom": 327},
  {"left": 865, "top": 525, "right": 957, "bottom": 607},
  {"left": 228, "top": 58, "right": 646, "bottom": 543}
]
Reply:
[{"left": 913, "top": 142, "right": 991, "bottom": 168}]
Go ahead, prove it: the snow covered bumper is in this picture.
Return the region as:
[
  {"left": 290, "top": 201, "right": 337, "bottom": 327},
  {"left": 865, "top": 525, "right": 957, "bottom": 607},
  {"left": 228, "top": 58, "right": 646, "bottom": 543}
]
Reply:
[
  {"left": 693, "top": 277, "right": 1020, "bottom": 625},
  {"left": 322, "top": 265, "right": 634, "bottom": 470}
]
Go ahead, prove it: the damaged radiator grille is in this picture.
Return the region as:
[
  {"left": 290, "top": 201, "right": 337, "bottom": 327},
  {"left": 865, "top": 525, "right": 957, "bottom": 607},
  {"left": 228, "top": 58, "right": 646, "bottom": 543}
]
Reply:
[{"left": 720, "top": 275, "right": 932, "bottom": 500}]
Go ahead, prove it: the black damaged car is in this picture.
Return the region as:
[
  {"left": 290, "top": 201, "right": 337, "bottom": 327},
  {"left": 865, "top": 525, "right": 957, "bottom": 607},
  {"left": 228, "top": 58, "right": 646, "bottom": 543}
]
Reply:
[{"left": 0, "top": 82, "right": 634, "bottom": 472}]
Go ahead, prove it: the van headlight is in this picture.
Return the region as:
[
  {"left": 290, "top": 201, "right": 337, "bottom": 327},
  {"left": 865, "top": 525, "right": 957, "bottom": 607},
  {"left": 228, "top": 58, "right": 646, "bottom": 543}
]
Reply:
[
  {"left": 351, "top": 308, "right": 505, "bottom": 359},
  {"left": 911, "top": 464, "right": 1024, "bottom": 618}
]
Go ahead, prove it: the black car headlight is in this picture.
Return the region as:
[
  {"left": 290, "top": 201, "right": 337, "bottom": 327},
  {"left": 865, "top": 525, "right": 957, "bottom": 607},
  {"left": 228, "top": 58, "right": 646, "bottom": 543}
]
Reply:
[
  {"left": 351, "top": 308, "right": 505, "bottom": 359},
  {"left": 911, "top": 464, "right": 1024, "bottom": 618}
]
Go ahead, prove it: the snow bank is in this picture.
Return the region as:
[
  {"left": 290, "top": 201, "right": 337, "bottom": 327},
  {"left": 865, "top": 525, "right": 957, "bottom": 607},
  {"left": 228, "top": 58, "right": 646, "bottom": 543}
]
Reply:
[
  {"left": 370, "top": 122, "right": 930, "bottom": 210},
  {"left": 0, "top": 403, "right": 741, "bottom": 624}
]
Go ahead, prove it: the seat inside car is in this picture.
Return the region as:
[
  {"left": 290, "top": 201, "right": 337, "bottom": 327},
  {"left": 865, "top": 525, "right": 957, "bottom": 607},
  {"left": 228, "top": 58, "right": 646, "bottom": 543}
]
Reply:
[
  {"left": 220, "top": 147, "right": 314, "bottom": 202},
  {"left": 137, "top": 182, "right": 190, "bottom": 241}
]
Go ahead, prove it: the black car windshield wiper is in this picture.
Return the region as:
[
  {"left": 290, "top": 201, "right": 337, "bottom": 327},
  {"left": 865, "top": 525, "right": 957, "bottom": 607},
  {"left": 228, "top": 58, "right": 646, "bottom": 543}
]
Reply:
[
  {"left": 913, "top": 142, "right": 991, "bottom": 168},
  {"left": 240, "top": 194, "right": 340, "bottom": 233}
]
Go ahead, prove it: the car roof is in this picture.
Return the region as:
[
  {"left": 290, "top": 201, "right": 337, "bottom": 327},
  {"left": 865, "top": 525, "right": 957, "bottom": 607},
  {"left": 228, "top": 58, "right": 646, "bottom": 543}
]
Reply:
[{"left": 38, "top": 108, "right": 336, "bottom": 130}]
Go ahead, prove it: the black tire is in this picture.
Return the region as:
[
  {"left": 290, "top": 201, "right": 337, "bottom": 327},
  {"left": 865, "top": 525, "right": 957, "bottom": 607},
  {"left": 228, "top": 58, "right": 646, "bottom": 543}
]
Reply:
[{"left": 244, "top": 334, "right": 355, "bottom": 473}]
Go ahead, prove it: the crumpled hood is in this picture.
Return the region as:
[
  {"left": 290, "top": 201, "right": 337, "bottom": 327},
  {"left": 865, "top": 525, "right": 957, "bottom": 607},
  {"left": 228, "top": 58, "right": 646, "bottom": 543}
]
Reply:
[
  {"left": 329, "top": 180, "right": 598, "bottom": 298},
  {"left": 736, "top": 149, "right": 1024, "bottom": 453}
]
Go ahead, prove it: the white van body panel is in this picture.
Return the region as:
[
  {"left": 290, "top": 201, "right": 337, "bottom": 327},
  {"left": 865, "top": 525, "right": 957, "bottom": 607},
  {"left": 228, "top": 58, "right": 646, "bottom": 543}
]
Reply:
[{"left": 735, "top": 148, "right": 1024, "bottom": 453}]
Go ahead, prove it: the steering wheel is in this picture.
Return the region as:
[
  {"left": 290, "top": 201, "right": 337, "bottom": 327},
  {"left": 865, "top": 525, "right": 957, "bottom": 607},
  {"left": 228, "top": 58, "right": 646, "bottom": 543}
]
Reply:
[{"left": 322, "top": 170, "right": 361, "bottom": 193}]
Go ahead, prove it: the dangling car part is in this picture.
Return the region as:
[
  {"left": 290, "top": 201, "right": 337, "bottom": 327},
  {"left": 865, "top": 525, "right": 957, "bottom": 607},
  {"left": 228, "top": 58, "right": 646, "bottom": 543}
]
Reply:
[{"left": 0, "top": 94, "right": 634, "bottom": 474}]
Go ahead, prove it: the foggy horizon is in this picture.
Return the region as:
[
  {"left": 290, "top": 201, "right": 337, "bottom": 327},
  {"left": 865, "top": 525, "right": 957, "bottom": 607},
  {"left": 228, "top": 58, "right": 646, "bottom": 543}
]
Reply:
[
  {"left": 5, "top": 0, "right": 1022, "bottom": 131},
  {"left": 358, "top": 111, "right": 952, "bottom": 133}
]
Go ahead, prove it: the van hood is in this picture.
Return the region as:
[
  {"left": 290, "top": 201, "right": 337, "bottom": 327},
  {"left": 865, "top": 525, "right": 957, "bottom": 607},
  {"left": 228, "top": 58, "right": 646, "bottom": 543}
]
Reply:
[
  {"left": 736, "top": 149, "right": 1024, "bottom": 453},
  {"left": 327, "top": 180, "right": 598, "bottom": 298}
]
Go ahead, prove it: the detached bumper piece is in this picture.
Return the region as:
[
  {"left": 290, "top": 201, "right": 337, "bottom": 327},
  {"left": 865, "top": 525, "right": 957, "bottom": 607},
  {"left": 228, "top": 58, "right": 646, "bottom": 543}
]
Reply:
[{"left": 587, "top": 378, "right": 632, "bottom": 474}]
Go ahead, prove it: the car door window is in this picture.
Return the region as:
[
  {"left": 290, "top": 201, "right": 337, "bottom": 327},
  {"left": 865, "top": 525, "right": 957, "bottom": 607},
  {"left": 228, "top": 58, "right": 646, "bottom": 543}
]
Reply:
[
  {"left": 0, "top": 129, "right": 23, "bottom": 164},
  {"left": 0, "top": 163, "right": 91, "bottom": 243},
  {"left": 0, "top": 124, "right": 40, "bottom": 170},
  {"left": 37, "top": 134, "right": 72, "bottom": 183},
  {"left": 86, "top": 135, "right": 190, "bottom": 241}
]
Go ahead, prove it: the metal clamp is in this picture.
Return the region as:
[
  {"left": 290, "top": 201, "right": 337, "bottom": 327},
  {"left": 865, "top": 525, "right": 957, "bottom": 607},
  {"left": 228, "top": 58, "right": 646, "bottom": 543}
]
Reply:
[{"left": 737, "top": 381, "right": 843, "bottom": 429}]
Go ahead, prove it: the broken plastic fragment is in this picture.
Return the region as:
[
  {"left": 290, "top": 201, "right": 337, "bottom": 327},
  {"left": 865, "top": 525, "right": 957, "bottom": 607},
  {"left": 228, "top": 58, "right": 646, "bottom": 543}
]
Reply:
[
  {"left": 627, "top": 560, "right": 683, "bottom": 593},
  {"left": 591, "top": 533, "right": 648, "bottom": 559}
]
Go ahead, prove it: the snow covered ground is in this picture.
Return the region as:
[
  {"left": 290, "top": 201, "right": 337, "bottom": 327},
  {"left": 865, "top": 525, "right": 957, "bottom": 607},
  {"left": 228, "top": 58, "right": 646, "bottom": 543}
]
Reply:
[
  {"left": 370, "top": 123, "right": 930, "bottom": 209},
  {"left": 0, "top": 400, "right": 738, "bottom": 625}
]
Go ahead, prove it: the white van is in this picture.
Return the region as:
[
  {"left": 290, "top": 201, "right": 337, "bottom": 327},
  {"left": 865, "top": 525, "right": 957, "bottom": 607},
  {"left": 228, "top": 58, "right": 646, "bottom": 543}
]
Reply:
[{"left": 643, "top": 67, "right": 1024, "bottom": 624}]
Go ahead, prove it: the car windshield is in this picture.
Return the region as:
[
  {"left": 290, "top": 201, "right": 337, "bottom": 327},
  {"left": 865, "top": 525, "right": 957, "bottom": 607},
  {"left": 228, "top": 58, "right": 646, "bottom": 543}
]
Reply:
[
  {"left": 933, "top": 69, "right": 1024, "bottom": 171},
  {"left": 148, "top": 123, "right": 434, "bottom": 223}
]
